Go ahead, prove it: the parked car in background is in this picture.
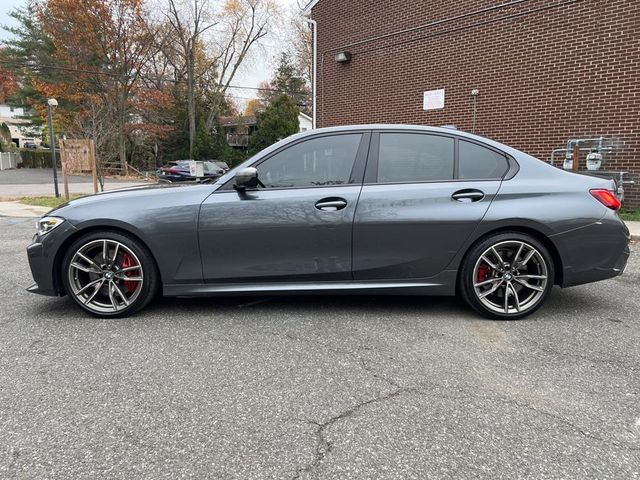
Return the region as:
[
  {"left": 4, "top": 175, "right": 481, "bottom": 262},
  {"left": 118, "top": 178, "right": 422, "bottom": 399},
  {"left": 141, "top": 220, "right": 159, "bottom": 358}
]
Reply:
[
  {"left": 158, "top": 160, "right": 229, "bottom": 182},
  {"left": 27, "top": 125, "right": 630, "bottom": 319},
  {"left": 23, "top": 141, "right": 38, "bottom": 149},
  {"left": 210, "top": 160, "right": 230, "bottom": 173}
]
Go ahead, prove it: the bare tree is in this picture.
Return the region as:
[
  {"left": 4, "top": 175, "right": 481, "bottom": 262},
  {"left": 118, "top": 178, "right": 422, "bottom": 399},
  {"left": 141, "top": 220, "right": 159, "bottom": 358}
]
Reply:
[
  {"left": 70, "top": 96, "right": 115, "bottom": 190},
  {"left": 204, "top": 0, "right": 280, "bottom": 128},
  {"left": 166, "top": 0, "right": 217, "bottom": 158},
  {"left": 287, "top": 1, "right": 313, "bottom": 87}
]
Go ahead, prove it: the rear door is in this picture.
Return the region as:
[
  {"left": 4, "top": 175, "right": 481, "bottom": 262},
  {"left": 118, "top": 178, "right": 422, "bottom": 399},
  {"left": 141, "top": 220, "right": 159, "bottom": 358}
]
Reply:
[{"left": 353, "top": 131, "right": 510, "bottom": 280}]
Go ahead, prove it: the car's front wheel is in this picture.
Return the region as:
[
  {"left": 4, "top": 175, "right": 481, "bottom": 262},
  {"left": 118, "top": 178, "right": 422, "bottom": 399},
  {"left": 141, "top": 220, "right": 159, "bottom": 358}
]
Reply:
[
  {"left": 460, "top": 233, "right": 554, "bottom": 320},
  {"left": 62, "top": 231, "right": 159, "bottom": 317}
]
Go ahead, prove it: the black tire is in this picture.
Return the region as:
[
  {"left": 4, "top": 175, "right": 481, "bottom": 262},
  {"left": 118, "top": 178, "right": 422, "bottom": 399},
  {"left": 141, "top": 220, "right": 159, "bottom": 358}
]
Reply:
[
  {"left": 459, "top": 232, "right": 555, "bottom": 320},
  {"left": 61, "top": 231, "right": 159, "bottom": 318}
]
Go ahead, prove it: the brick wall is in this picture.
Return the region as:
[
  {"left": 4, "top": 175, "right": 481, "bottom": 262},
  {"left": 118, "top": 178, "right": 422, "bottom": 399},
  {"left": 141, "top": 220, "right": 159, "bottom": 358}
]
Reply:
[{"left": 311, "top": 0, "right": 640, "bottom": 207}]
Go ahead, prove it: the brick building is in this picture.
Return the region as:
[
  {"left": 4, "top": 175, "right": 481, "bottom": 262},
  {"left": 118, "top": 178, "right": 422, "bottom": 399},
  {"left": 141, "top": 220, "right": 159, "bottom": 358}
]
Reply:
[{"left": 304, "top": 0, "right": 640, "bottom": 206}]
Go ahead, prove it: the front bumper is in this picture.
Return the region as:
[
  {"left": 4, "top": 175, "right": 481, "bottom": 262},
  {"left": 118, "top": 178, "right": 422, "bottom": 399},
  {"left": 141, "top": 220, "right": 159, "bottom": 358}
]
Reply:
[{"left": 26, "top": 221, "right": 78, "bottom": 297}]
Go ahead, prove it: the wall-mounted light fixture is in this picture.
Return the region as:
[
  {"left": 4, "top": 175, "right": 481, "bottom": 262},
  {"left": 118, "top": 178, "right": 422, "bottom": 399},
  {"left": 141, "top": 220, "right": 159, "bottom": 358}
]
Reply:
[{"left": 335, "top": 51, "right": 352, "bottom": 64}]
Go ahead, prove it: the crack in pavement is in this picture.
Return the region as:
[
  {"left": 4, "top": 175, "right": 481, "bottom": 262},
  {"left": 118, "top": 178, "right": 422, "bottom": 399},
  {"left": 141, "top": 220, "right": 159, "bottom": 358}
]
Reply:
[
  {"left": 508, "top": 399, "right": 640, "bottom": 452},
  {"left": 292, "top": 387, "right": 416, "bottom": 480},
  {"left": 261, "top": 329, "right": 639, "bottom": 478},
  {"left": 290, "top": 381, "right": 639, "bottom": 478}
]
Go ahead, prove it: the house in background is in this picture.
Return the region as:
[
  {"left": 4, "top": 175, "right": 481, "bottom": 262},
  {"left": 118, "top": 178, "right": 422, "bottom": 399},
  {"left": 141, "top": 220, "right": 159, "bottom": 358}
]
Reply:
[
  {"left": 221, "top": 112, "right": 313, "bottom": 149},
  {"left": 302, "top": 0, "right": 640, "bottom": 206},
  {"left": 298, "top": 112, "right": 313, "bottom": 132},
  {"left": 0, "top": 104, "right": 43, "bottom": 148}
]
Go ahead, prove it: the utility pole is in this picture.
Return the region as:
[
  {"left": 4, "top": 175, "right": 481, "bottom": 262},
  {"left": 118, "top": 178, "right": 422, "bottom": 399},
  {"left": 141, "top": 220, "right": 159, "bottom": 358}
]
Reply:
[{"left": 47, "top": 98, "right": 60, "bottom": 198}]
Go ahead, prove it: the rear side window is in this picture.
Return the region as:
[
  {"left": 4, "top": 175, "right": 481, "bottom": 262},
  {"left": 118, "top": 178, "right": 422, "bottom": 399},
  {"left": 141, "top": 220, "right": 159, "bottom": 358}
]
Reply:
[
  {"left": 458, "top": 140, "right": 509, "bottom": 179},
  {"left": 377, "top": 133, "right": 455, "bottom": 183}
]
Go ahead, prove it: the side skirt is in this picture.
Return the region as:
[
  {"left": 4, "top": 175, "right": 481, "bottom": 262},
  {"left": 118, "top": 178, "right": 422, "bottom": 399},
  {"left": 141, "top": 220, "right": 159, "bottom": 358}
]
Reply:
[{"left": 163, "top": 270, "right": 458, "bottom": 297}]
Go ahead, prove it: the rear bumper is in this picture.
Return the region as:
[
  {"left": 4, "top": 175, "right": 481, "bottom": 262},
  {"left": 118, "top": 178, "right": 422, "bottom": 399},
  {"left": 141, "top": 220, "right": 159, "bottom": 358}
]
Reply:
[{"left": 552, "top": 212, "right": 631, "bottom": 288}]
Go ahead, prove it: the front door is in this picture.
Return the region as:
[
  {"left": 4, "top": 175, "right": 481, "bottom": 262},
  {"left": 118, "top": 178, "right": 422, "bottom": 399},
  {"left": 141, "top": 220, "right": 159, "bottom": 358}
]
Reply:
[{"left": 199, "top": 132, "right": 370, "bottom": 283}]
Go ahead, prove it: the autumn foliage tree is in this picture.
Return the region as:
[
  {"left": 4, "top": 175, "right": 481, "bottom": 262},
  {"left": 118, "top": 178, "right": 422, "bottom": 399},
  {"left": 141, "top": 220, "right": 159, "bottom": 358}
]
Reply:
[
  {"left": 244, "top": 98, "right": 262, "bottom": 117},
  {"left": 37, "top": 0, "right": 160, "bottom": 170},
  {"left": 2, "top": 0, "right": 288, "bottom": 170},
  {"left": 0, "top": 55, "right": 19, "bottom": 103}
]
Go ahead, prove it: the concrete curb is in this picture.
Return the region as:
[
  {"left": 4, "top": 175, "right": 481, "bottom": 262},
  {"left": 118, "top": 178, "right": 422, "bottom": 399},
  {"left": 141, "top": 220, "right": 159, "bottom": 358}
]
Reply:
[
  {"left": 626, "top": 221, "right": 640, "bottom": 242},
  {"left": 0, "top": 201, "right": 51, "bottom": 218}
]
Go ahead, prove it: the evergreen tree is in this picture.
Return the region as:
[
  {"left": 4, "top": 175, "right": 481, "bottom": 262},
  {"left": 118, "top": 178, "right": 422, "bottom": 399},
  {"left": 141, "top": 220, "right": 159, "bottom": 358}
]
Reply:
[
  {"left": 249, "top": 95, "right": 299, "bottom": 154},
  {"left": 259, "top": 52, "right": 310, "bottom": 114}
]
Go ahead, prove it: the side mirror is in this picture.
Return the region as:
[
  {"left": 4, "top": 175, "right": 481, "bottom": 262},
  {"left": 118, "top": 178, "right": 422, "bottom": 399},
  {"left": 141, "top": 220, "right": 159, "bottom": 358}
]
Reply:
[{"left": 234, "top": 167, "right": 259, "bottom": 190}]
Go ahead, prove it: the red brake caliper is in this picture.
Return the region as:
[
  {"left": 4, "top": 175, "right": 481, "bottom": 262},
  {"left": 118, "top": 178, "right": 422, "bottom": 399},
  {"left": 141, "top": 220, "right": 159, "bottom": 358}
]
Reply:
[
  {"left": 477, "top": 264, "right": 491, "bottom": 283},
  {"left": 121, "top": 253, "right": 137, "bottom": 293}
]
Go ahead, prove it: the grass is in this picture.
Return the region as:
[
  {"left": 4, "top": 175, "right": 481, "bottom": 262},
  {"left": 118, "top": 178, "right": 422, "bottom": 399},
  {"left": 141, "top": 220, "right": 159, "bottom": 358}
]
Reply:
[
  {"left": 620, "top": 208, "right": 640, "bottom": 222},
  {"left": 18, "top": 195, "right": 85, "bottom": 209}
]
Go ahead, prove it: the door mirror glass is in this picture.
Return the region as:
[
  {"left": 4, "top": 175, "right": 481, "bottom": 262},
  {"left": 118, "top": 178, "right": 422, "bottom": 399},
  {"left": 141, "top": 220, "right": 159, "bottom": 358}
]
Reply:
[{"left": 234, "top": 167, "right": 259, "bottom": 189}]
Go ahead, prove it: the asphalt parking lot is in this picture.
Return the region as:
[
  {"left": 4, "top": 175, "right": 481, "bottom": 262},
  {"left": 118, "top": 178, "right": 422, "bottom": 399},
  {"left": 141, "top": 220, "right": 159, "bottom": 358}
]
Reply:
[{"left": 0, "top": 217, "right": 638, "bottom": 479}]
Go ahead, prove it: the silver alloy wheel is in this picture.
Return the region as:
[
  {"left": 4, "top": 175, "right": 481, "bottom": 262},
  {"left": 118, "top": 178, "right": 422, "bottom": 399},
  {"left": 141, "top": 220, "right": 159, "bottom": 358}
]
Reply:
[
  {"left": 67, "top": 239, "right": 144, "bottom": 314},
  {"left": 472, "top": 240, "right": 548, "bottom": 315}
]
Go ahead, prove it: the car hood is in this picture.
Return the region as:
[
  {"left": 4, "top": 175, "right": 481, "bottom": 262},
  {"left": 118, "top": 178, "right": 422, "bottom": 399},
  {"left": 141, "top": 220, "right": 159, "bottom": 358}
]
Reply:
[{"left": 47, "top": 182, "right": 217, "bottom": 217}]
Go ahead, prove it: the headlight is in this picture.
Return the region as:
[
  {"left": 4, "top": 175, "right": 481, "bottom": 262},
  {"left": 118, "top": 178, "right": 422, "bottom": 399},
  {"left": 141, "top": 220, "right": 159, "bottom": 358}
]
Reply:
[{"left": 36, "top": 216, "right": 65, "bottom": 236}]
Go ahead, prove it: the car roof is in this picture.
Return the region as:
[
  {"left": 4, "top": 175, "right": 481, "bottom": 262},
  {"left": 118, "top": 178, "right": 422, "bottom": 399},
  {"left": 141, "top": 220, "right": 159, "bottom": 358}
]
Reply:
[{"left": 298, "top": 124, "right": 496, "bottom": 143}]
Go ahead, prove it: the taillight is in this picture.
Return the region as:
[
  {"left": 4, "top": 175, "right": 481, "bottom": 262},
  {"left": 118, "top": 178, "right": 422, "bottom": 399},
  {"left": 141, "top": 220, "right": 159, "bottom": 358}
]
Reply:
[{"left": 590, "top": 189, "right": 621, "bottom": 210}]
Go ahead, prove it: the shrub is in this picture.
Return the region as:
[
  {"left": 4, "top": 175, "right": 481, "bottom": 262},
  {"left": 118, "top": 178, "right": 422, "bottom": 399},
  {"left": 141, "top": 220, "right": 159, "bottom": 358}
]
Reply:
[{"left": 18, "top": 149, "right": 61, "bottom": 169}]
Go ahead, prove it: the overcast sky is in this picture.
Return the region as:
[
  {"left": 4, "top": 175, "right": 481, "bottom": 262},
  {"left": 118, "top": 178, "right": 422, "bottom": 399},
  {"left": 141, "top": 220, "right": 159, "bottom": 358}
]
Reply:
[{"left": 0, "top": 0, "right": 303, "bottom": 107}]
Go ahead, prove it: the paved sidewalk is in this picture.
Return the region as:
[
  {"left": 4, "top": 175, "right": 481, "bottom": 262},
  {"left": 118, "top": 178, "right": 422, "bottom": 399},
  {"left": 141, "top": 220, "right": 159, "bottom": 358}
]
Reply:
[
  {"left": 0, "top": 201, "right": 51, "bottom": 217},
  {"left": 627, "top": 220, "right": 640, "bottom": 241}
]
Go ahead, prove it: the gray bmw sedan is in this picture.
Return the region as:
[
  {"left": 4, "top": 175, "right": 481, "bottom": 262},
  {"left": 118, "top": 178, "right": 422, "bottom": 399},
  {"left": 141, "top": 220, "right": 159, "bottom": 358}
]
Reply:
[{"left": 27, "top": 125, "right": 630, "bottom": 319}]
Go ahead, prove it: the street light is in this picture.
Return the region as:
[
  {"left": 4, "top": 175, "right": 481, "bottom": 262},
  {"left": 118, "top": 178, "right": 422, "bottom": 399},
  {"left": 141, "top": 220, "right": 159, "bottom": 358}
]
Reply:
[{"left": 47, "top": 98, "right": 59, "bottom": 198}]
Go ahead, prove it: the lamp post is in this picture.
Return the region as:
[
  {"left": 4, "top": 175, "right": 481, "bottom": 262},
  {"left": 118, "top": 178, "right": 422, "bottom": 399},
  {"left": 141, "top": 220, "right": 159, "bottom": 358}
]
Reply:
[{"left": 47, "top": 98, "right": 59, "bottom": 198}]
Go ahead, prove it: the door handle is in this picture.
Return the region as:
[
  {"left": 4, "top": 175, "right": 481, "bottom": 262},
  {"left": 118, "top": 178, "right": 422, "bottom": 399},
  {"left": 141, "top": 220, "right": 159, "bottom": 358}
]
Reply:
[
  {"left": 315, "top": 197, "right": 348, "bottom": 211},
  {"left": 452, "top": 189, "right": 485, "bottom": 203}
]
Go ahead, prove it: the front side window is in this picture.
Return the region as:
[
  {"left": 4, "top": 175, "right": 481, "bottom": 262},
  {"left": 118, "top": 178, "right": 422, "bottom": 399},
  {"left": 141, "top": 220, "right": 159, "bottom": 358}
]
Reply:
[
  {"left": 378, "top": 133, "right": 455, "bottom": 183},
  {"left": 458, "top": 140, "right": 509, "bottom": 179},
  {"left": 257, "top": 134, "right": 362, "bottom": 188}
]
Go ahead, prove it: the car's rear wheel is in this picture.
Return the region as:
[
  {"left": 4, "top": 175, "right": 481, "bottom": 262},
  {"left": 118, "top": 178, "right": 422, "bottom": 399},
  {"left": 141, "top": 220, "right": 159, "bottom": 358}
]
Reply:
[
  {"left": 62, "top": 231, "right": 159, "bottom": 317},
  {"left": 460, "top": 233, "right": 554, "bottom": 320}
]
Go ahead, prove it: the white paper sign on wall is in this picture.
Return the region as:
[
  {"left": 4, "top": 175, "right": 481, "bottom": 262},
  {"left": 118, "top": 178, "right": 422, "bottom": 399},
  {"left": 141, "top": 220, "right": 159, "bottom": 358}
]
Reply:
[{"left": 423, "top": 89, "right": 445, "bottom": 111}]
